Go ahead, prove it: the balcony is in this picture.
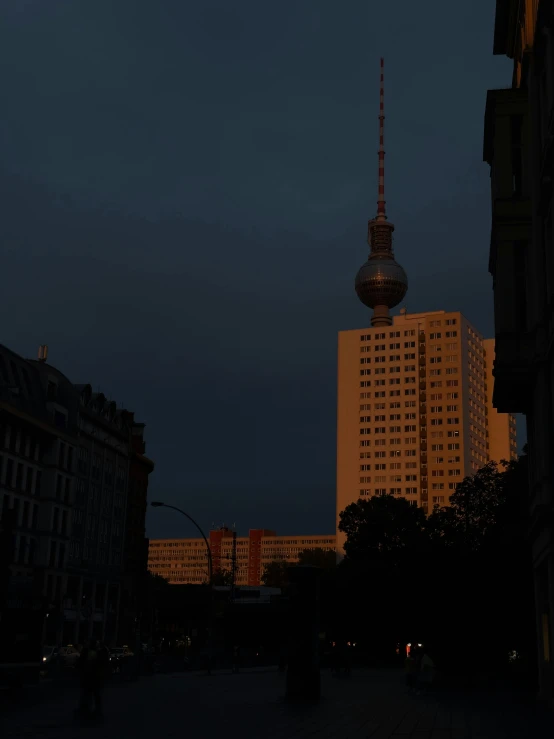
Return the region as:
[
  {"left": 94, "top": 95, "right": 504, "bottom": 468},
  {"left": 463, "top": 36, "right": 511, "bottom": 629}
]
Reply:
[
  {"left": 419, "top": 393, "right": 426, "bottom": 402},
  {"left": 420, "top": 415, "right": 427, "bottom": 425}
]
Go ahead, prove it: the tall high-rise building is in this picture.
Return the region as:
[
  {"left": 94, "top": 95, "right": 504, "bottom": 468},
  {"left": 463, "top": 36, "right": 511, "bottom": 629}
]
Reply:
[
  {"left": 336, "top": 60, "right": 516, "bottom": 551},
  {"left": 336, "top": 311, "right": 518, "bottom": 549}
]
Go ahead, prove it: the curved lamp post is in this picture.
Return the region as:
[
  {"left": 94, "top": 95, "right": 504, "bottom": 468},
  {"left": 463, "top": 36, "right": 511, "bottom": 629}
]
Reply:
[
  {"left": 150, "top": 501, "right": 214, "bottom": 673},
  {"left": 150, "top": 502, "right": 212, "bottom": 582}
]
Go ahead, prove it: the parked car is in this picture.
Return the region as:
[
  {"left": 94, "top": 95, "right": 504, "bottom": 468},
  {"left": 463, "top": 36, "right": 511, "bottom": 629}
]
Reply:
[
  {"left": 108, "top": 646, "right": 134, "bottom": 674},
  {"left": 41, "top": 646, "right": 59, "bottom": 669},
  {"left": 58, "top": 645, "right": 80, "bottom": 667}
]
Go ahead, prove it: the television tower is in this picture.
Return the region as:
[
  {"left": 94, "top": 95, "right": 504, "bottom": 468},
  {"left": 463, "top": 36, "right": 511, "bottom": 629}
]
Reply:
[{"left": 355, "top": 58, "right": 408, "bottom": 326}]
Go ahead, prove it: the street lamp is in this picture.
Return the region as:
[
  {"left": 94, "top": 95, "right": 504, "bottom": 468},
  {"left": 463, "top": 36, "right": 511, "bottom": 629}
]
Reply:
[
  {"left": 150, "top": 501, "right": 214, "bottom": 673},
  {"left": 150, "top": 502, "right": 213, "bottom": 582}
]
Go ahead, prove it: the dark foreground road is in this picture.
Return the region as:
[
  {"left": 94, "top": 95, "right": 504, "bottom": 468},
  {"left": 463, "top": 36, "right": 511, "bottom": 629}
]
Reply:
[{"left": 1, "top": 668, "right": 553, "bottom": 738}]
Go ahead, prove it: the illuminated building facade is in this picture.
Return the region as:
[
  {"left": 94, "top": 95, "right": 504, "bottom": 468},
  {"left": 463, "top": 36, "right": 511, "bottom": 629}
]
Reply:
[
  {"left": 336, "top": 311, "right": 517, "bottom": 550},
  {"left": 148, "top": 529, "right": 336, "bottom": 586}
]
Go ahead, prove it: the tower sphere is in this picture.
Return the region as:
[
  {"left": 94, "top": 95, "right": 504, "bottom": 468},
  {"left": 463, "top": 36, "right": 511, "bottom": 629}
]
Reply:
[{"left": 355, "top": 255, "right": 408, "bottom": 309}]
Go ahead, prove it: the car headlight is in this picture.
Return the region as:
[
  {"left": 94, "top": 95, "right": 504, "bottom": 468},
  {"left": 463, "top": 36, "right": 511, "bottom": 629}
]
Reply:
[{"left": 42, "top": 657, "right": 47, "bottom": 662}]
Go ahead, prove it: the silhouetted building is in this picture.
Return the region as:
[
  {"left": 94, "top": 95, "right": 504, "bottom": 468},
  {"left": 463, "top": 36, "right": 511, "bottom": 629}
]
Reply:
[
  {"left": 120, "top": 414, "right": 154, "bottom": 643},
  {"left": 484, "top": 0, "right": 554, "bottom": 702},
  {"left": 148, "top": 529, "right": 335, "bottom": 586},
  {"left": 0, "top": 344, "right": 153, "bottom": 646}
]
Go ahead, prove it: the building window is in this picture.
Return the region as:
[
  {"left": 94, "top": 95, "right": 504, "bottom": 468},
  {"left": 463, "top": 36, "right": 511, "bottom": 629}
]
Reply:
[
  {"left": 446, "top": 319, "right": 457, "bottom": 325},
  {"left": 16, "top": 463, "right": 23, "bottom": 490},
  {"left": 432, "top": 496, "right": 445, "bottom": 504},
  {"left": 47, "top": 381, "right": 57, "bottom": 401}
]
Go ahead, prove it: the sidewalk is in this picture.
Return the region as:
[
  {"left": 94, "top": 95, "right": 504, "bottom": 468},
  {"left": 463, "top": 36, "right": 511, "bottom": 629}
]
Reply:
[{"left": 1, "top": 668, "right": 552, "bottom": 738}]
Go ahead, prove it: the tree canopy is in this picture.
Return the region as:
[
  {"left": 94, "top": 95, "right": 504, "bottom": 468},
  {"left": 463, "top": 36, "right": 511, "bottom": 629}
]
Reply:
[
  {"left": 297, "top": 547, "right": 336, "bottom": 570},
  {"left": 339, "top": 494, "right": 427, "bottom": 564},
  {"left": 332, "top": 451, "right": 535, "bottom": 679},
  {"left": 261, "top": 559, "right": 289, "bottom": 588},
  {"left": 210, "top": 568, "right": 234, "bottom": 586}
]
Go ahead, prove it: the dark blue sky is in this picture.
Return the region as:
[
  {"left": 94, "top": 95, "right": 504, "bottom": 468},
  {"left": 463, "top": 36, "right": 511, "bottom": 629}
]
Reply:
[{"left": 0, "top": 1, "right": 512, "bottom": 539}]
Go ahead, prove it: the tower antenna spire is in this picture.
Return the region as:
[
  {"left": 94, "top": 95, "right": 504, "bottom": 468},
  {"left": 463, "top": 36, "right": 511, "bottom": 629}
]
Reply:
[{"left": 377, "top": 57, "right": 386, "bottom": 221}]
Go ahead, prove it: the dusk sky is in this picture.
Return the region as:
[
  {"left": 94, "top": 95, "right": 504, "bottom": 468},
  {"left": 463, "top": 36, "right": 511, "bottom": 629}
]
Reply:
[{"left": 0, "top": 1, "right": 512, "bottom": 539}]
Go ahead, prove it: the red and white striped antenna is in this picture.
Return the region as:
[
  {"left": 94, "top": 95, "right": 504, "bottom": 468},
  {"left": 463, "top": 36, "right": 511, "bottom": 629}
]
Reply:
[{"left": 376, "top": 57, "right": 386, "bottom": 221}]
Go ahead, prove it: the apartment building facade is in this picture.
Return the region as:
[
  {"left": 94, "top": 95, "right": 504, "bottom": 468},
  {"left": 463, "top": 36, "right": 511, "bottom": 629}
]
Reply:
[
  {"left": 148, "top": 529, "right": 336, "bottom": 586},
  {"left": 336, "top": 310, "right": 517, "bottom": 551},
  {"left": 484, "top": 0, "right": 554, "bottom": 702},
  {"left": 0, "top": 344, "right": 153, "bottom": 646}
]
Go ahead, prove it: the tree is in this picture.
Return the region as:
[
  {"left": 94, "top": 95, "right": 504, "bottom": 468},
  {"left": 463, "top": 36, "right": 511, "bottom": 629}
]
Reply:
[
  {"left": 297, "top": 547, "right": 336, "bottom": 570},
  {"left": 211, "top": 568, "right": 234, "bottom": 586},
  {"left": 426, "top": 461, "right": 506, "bottom": 551},
  {"left": 339, "top": 495, "right": 427, "bottom": 564},
  {"left": 261, "top": 560, "right": 289, "bottom": 588}
]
